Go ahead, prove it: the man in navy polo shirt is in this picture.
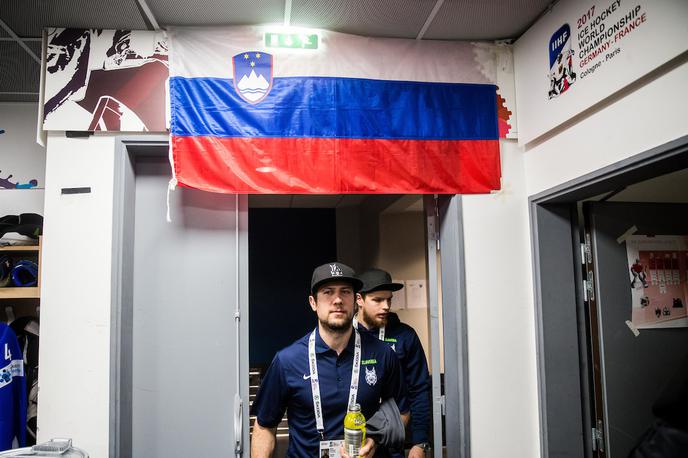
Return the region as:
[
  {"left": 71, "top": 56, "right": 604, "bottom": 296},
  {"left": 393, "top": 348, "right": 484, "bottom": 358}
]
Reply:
[
  {"left": 251, "top": 262, "right": 408, "bottom": 458},
  {"left": 354, "top": 269, "right": 432, "bottom": 458}
]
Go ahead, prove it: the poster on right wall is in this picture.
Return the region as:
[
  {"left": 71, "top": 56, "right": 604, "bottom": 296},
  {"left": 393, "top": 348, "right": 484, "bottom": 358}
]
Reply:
[{"left": 625, "top": 235, "right": 688, "bottom": 329}]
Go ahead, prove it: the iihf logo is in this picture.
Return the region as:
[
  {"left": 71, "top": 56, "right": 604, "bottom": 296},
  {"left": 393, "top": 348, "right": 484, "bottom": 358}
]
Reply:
[
  {"left": 232, "top": 51, "right": 273, "bottom": 104},
  {"left": 330, "top": 264, "right": 343, "bottom": 277},
  {"left": 365, "top": 366, "right": 377, "bottom": 386},
  {"left": 548, "top": 24, "right": 577, "bottom": 99}
]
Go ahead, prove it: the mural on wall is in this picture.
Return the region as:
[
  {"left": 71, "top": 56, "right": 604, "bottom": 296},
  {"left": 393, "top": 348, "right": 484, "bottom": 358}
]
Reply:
[
  {"left": 0, "top": 173, "right": 38, "bottom": 190},
  {"left": 0, "top": 129, "right": 39, "bottom": 190},
  {"left": 43, "top": 28, "right": 168, "bottom": 132}
]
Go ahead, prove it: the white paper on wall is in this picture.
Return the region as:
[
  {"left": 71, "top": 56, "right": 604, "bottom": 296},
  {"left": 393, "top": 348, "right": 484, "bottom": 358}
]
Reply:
[
  {"left": 406, "top": 280, "right": 427, "bottom": 309},
  {"left": 390, "top": 279, "right": 407, "bottom": 310}
]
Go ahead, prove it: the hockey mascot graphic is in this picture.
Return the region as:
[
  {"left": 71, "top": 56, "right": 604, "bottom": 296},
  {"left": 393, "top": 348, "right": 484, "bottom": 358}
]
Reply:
[
  {"left": 548, "top": 24, "right": 577, "bottom": 99},
  {"left": 365, "top": 366, "right": 377, "bottom": 386}
]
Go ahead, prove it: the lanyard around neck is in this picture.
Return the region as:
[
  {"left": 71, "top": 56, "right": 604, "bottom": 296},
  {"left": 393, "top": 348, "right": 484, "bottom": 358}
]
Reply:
[{"left": 308, "top": 327, "right": 361, "bottom": 438}]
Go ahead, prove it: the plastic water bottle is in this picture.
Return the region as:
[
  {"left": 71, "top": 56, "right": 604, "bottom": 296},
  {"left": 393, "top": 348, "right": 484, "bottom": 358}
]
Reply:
[{"left": 343, "top": 403, "right": 366, "bottom": 457}]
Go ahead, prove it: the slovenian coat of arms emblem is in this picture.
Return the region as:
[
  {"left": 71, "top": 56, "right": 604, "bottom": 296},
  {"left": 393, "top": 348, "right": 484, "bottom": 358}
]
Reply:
[{"left": 232, "top": 51, "right": 273, "bottom": 104}]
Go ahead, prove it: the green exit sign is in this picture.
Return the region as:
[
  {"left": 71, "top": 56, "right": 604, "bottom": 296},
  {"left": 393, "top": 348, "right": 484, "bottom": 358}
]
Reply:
[{"left": 264, "top": 32, "right": 319, "bottom": 50}]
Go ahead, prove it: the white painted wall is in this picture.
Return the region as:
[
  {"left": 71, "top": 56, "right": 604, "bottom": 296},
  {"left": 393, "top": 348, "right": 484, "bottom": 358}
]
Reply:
[
  {"left": 514, "top": 0, "right": 688, "bottom": 145},
  {"left": 375, "top": 211, "right": 431, "bottom": 367},
  {"left": 493, "top": 4, "right": 688, "bottom": 457},
  {"left": 523, "top": 59, "right": 688, "bottom": 195},
  {"left": 513, "top": 0, "right": 688, "bottom": 195},
  {"left": 460, "top": 139, "right": 539, "bottom": 458},
  {"left": 0, "top": 102, "right": 46, "bottom": 214},
  {"left": 0, "top": 189, "right": 45, "bottom": 215},
  {"left": 38, "top": 133, "right": 116, "bottom": 457}
]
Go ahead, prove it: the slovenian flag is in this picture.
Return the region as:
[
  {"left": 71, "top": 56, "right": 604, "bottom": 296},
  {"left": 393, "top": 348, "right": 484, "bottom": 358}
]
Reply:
[{"left": 168, "top": 26, "right": 501, "bottom": 194}]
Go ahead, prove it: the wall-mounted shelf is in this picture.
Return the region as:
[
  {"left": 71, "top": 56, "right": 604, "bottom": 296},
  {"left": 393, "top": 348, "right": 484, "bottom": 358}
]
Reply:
[
  {"left": 0, "top": 287, "right": 40, "bottom": 299},
  {"left": 0, "top": 245, "right": 40, "bottom": 252},
  {"left": 0, "top": 238, "right": 42, "bottom": 300}
]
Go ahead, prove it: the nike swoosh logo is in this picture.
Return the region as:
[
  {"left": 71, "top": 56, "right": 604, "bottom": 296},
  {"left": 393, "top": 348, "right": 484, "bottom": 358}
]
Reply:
[{"left": 303, "top": 374, "right": 312, "bottom": 380}]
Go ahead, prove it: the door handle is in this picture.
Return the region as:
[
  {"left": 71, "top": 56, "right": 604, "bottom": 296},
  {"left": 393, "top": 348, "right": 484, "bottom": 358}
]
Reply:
[{"left": 234, "top": 393, "right": 243, "bottom": 455}]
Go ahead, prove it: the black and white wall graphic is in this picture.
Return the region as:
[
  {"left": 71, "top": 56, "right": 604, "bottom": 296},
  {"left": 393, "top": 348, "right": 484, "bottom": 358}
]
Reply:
[{"left": 43, "top": 28, "right": 168, "bottom": 132}]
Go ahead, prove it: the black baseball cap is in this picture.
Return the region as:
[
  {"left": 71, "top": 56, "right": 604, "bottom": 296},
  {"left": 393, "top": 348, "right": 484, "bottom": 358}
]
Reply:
[
  {"left": 311, "top": 262, "right": 363, "bottom": 295},
  {"left": 357, "top": 268, "right": 404, "bottom": 294}
]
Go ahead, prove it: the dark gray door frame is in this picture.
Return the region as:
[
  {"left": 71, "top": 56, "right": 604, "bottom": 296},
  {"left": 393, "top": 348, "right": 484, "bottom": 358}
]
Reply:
[
  {"left": 437, "top": 195, "right": 471, "bottom": 457},
  {"left": 424, "top": 195, "right": 471, "bottom": 458},
  {"left": 109, "top": 141, "right": 471, "bottom": 458},
  {"left": 111, "top": 136, "right": 172, "bottom": 457},
  {"left": 109, "top": 136, "right": 251, "bottom": 457},
  {"left": 529, "top": 134, "right": 688, "bottom": 458}
]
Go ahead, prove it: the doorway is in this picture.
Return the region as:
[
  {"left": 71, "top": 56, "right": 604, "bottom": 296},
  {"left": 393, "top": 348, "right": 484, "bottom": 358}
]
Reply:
[
  {"left": 248, "top": 206, "right": 337, "bottom": 370},
  {"left": 247, "top": 195, "right": 440, "bottom": 456},
  {"left": 112, "top": 142, "right": 250, "bottom": 458},
  {"left": 530, "top": 135, "right": 688, "bottom": 458},
  {"left": 126, "top": 154, "right": 248, "bottom": 457},
  {"left": 583, "top": 200, "right": 688, "bottom": 457},
  {"left": 112, "top": 140, "right": 470, "bottom": 457}
]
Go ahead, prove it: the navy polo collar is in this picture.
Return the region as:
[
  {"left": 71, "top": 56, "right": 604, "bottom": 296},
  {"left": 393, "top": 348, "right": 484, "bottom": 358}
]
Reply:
[{"left": 314, "top": 325, "right": 356, "bottom": 354}]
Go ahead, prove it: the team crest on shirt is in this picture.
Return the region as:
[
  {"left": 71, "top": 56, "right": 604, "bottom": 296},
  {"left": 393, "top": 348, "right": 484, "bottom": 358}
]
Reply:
[
  {"left": 365, "top": 366, "right": 377, "bottom": 386},
  {"left": 232, "top": 51, "right": 273, "bottom": 104}
]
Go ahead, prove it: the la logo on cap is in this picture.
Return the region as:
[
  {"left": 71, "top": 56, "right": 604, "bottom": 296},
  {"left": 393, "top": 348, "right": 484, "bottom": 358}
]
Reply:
[{"left": 329, "top": 264, "right": 343, "bottom": 277}]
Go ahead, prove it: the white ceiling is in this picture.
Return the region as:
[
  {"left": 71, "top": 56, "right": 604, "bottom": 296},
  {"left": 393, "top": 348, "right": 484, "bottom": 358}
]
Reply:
[
  {"left": 605, "top": 168, "right": 688, "bottom": 204},
  {"left": 0, "top": 0, "right": 554, "bottom": 102}
]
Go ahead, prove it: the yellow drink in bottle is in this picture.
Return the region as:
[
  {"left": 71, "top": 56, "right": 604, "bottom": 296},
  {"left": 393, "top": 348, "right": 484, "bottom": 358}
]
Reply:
[{"left": 344, "top": 403, "right": 366, "bottom": 457}]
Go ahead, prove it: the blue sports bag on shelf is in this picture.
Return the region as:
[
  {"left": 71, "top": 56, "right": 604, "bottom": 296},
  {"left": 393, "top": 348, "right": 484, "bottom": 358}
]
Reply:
[{"left": 10, "top": 260, "right": 38, "bottom": 287}]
